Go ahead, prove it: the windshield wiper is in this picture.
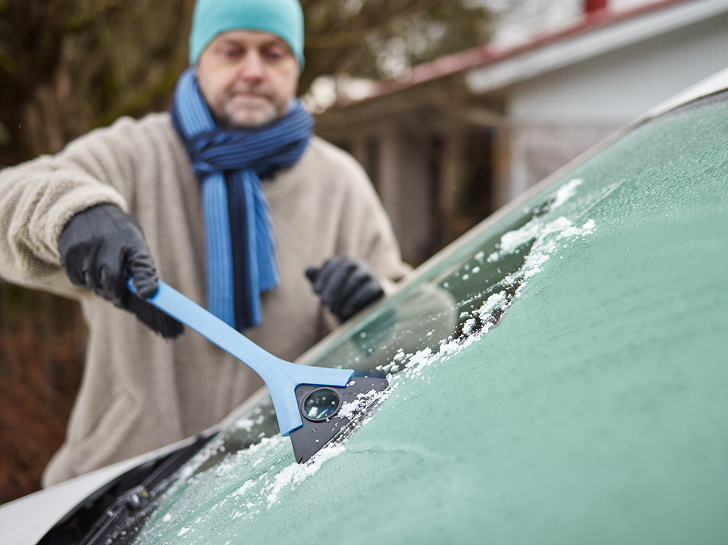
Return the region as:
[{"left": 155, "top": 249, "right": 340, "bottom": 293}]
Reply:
[{"left": 39, "top": 432, "right": 214, "bottom": 545}]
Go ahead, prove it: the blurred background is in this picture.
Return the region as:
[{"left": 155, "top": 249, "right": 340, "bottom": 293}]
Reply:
[{"left": 1, "top": 0, "right": 726, "bottom": 503}]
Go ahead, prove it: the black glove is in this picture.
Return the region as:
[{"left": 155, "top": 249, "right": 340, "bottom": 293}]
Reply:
[
  {"left": 306, "top": 256, "right": 384, "bottom": 322},
  {"left": 58, "top": 204, "right": 184, "bottom": 339}
]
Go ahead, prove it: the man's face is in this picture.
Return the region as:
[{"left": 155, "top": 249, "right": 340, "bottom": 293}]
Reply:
[{"left": 196, "top": 30, "right": 299, "bottom": 128}]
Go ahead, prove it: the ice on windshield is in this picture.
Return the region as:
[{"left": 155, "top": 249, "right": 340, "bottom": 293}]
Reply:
[
  {"left": 383, "top": 178, "right": 595, "bottom": 382},
  {"left": 91, "top": 91, "right": 728, "bottom": 545},
  {"left": 134, "top": 433, "right": 348, "bottom": 543},
  {"left": 134, "top": 177, "right": 596, "bottom": 544},
  {"left": 264, "top": 443, "right": 345, "bottom": 507}
]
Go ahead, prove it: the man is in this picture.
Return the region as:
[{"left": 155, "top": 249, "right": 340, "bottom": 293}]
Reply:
[{"left": 0, "top": 0, "right": 409, "bottom": 486}]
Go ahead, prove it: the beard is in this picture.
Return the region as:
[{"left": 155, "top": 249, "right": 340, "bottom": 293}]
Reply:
[{"left": 218, "top": 85, "right": 283, "bottom": 128}]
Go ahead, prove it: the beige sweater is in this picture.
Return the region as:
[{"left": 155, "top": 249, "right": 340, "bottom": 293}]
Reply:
[{"left": 0, "top": 112, "right": 410, "bottom": 485}]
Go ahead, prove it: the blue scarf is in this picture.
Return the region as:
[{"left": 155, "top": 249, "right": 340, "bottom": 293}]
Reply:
[{"left": 170, "top": 68, "right": 314, "bottom": 330}]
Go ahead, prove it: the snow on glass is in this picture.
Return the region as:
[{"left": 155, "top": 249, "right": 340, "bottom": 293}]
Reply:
[
  {"left": 135, "top": 179, "right": 595, "bottom": 541},
  {"left": 384, "top": 177, "right": 594, "bottom": 381},
  {"left": 135, "top": 433, "right": 350, "bottom": 542}
]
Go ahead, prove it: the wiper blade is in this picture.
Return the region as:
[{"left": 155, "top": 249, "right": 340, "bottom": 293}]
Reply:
[{"left": 39, "top": 432, "right": 214, "bottom": 545}]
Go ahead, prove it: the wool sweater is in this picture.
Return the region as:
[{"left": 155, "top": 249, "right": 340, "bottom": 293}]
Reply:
[{"left": 0, "top": 112, "right": 410, "bottom": 486}]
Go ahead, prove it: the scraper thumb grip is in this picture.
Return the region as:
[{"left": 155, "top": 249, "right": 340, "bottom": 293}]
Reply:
[{"left": 127, "top": 277, "right": 353, "bottom": 436}]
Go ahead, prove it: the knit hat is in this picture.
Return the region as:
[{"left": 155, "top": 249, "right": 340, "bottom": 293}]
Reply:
[{"left": 189, "top": 0, "right": 304, "bottom": 69}]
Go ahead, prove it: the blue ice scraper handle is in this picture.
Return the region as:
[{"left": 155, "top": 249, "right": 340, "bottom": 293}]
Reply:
[{"left": 127, "top": 278, "right": 354, "bottom": 436}]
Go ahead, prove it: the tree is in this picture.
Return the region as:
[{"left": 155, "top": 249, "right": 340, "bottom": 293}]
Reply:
[
  {"left": 0, "top": 0, "right": 194, "bottom": 164},
  {"left": 301, "top": 0, "right": 491, "bottom": 85}
]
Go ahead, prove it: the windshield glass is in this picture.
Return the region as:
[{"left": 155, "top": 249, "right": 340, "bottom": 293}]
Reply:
[{"left": 71, "top": 90, "right": 728, "bottom": 545}]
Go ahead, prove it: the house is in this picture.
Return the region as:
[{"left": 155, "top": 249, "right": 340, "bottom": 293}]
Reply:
[{"left": 314, "top": 0, "right": 728, "bottom": 265}]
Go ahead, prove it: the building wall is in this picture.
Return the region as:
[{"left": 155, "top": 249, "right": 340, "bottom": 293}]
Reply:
[{"left": 506, "top": 11, "right": 728, "bottom": 195}]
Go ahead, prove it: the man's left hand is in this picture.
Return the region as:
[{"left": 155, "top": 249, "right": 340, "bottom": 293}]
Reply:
[{"left": 305, "top": 256, "right": 384, "bottom": 322}]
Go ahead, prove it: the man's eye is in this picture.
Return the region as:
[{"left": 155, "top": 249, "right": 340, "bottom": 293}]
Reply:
[
  {"left": 265, "top": 49, "right": 285, "bottom": 61},
  {"left": 223, "top": 48, "right": 242, "bottom": 59}
]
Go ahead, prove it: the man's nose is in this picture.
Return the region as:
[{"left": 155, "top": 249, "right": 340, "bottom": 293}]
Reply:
[{"left": 237, "top": 52, "right": 265, "bottom": 82}]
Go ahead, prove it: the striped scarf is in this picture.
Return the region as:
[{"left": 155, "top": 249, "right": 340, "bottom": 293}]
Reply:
[{"left": 170, "top": 68, "right": 313, "bottom": 329}]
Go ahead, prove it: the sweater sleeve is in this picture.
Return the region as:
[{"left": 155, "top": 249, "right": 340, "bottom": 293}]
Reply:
[{"left": 0, "top": 120, "right": 136, "bottom": 293}]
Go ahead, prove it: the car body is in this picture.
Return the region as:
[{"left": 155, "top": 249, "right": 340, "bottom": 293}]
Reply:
[{"left": 2, "top": 69, "right": 727, "bottom": 545}]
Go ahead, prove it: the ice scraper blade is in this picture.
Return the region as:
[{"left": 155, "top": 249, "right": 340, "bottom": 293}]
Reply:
[
  {"left": 127, "top": 278, "right": 387, "bottom": 461},
  {"left": 289, "top": 375, "right": 388, "bottom": 463}
]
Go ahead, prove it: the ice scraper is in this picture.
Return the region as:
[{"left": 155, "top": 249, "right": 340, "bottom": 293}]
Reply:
[{"left": 128, "top": 278, "right": 387, "bottom": 463}]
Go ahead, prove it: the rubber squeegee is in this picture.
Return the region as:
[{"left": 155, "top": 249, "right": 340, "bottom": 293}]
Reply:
[{"left": 128, "top": 278, "right": 387, "bottom": 463}]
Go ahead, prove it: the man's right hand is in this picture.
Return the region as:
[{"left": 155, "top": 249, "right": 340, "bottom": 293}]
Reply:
[{"left": 58, "top": 204, "right": 184, "bottom": 339}]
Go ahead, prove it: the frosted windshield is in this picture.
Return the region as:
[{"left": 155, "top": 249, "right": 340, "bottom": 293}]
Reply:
[{"left": 123, "top": 92, "right": 728, "bottom": 544}]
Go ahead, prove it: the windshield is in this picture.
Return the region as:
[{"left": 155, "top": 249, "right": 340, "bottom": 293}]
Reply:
[{"left": 50, "top": 90, "right": 728, "bottom": 544}]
